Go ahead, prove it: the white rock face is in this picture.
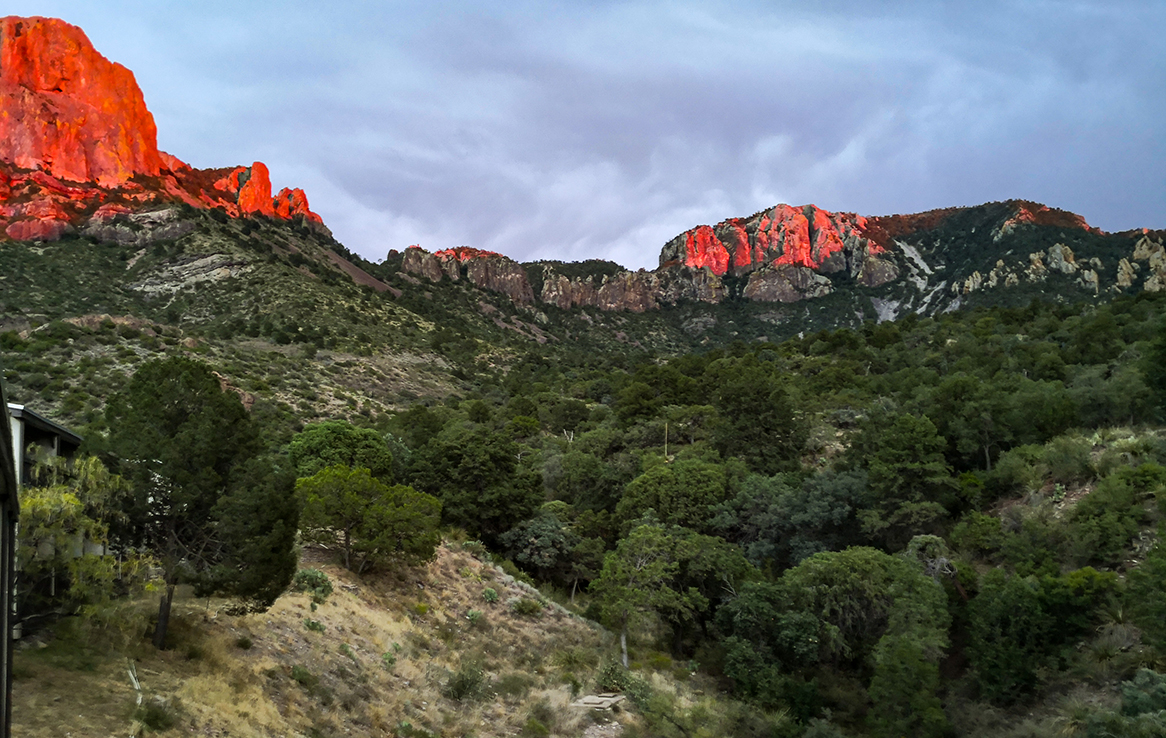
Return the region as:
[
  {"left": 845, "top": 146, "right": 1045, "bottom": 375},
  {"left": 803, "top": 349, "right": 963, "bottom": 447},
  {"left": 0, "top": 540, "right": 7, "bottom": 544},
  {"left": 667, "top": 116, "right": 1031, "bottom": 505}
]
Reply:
[
  {"left": 1046, "top": 243, "right": 1078, "bottom": 274},
  {"left": 1116, "top": 258, "right": 1136, "bottom": 289}
]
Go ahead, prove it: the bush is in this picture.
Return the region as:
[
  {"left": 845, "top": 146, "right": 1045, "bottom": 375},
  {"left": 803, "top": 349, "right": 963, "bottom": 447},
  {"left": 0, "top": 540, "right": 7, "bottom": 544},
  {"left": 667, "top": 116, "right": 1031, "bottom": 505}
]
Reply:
[
  {"left": 442, "top": 663, "right": 486, "bottom": 701},
  {"left": 395, "top": 721, "right": 438, "bottom": 738},
  {"left": 1045, "top": 436, "right": 1094, "bottom": 486},
  {"left": 499, "top": 558, "right": 536, "bottom": 585},
  {"left": 462, "top": 539, "right": 488, "bottom": 558},
  {"left": 511, "top": 597, "right": 543, "bottom": 618},
  {"left": 235, "top": 635, "right": 253, "bottom": 650},
  {"left": 133, "top": 699, "right": 177, "bottom": 731},
  {"left": 303, "top": 619, "right": 326, "bottom": 633},
  {"left": 1068, "top": 472, "right": 1147, "bottom": 566},
  {"left": 482, "top": 587, "right": 499, "bottom": 604},
  {"left": 291, "top": 665, "right": 318, "bottom": 688},
  {"left": 495, "top": 672, "right": 535, "bottom": 699},
  {"left": 291, "top": 568, "right": 333, "bottom": 608},
  {"left": 595, "top": 659, "right": 652, "bottom": 709}
]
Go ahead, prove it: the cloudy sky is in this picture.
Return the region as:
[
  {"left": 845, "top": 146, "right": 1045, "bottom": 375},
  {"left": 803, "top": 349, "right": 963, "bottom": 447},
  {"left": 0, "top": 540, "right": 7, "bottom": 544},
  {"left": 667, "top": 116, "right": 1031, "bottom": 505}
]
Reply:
[{"left": 11, "top": 1, "right": 1166, "bottom": 269}]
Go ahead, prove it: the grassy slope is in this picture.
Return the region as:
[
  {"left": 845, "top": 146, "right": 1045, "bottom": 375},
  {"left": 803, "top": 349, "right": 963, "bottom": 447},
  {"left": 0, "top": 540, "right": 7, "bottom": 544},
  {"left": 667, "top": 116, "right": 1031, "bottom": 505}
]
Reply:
[{"left": 13, "top": 544, "right": 630, "bottom": 737}]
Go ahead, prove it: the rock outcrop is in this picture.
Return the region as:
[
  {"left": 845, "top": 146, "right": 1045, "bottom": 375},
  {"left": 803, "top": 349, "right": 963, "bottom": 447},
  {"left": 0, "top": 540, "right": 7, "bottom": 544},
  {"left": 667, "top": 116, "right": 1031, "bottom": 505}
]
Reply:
[
  {"left": 403, "top": 246, "right": 535, "bottom": 304},
  {"left": 0, "top": 15, "right": 165, "bottom": 185},
  {"left": 0, "top": 15, "right": 325, "bottom": 242},
  {"left": 400, "top": 198, "right": 1144, "bottom": 315},
  {"left": 659, "top": 203, "right": 898, "bottom": 287}
]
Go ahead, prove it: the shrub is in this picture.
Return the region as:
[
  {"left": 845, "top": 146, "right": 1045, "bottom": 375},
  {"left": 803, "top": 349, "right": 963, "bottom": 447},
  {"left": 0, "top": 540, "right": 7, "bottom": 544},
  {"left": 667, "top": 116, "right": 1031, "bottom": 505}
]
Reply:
[
  {"left": 303, "top": 619, "right": 326, "bottom": 633},
  {"left": 1045, "top": 436, "right": 1094, "bottom": 486},
  {"left": 291, "top": 665, "right": 318, "bottom": 688},
  {"left": 381, "top": 652, "right": 397, "bottom": 671},
  {"left": 482, "top": 587, "right": 499, "bottom": 604},
  {"left": 554, "top": 646, "right": 598, "bottom": 671},
  {"left": 442, "top": 663, "right": 486, "bottom": 701},
  {"left": 395, "top": 721, "right": 438, "bottom": 738},
  {"left": 292, "top": 568, "right": 333, "bottom": 608},
  {"left": 462, "top": 540, "right": 488, "bottom": 559},
  {"left": 235, "top": 635, "right": 253, "bottom": 650},
  {"left": 595, "top": 659, "right": 652, "bottom": 708},
  {"left": 1068, "top": 473, "right": 1146, "bottom": 566},
  {"left": 133, "top": 699, "right": 177, "bottom": 731},
  {"left": 511, "top": 597, "right": 543, "bottom": 618},
  {"left": 495, "top": 672, "right": 535, "bottom": 699},
  {"left": 466, "top": 609, "right": 484, "bottom": 626}
]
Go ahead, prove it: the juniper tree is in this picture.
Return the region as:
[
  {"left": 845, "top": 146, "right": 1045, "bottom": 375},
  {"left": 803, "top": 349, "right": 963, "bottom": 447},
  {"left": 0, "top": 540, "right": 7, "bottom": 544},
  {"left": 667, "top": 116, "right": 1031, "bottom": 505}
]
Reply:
[{"left": 106, "top": 356, "right": 298, "bottom": 649}]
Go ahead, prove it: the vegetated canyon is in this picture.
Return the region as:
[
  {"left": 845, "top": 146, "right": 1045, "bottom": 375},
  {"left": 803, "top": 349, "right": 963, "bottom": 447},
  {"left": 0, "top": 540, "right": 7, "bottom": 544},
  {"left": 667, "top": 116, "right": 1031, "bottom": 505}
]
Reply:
[{"left": 5, "top": 14, "right": 1166, "bottom": 738}]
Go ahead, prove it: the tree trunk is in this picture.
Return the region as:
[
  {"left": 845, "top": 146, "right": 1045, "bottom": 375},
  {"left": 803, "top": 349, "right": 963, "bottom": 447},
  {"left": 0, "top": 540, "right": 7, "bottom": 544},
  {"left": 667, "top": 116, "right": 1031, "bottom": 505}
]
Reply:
[
  {"left": 620, "top": 623, "right": 629, "bottom": 669},
  {"left": 570, "top": 578, "right": 578, "bottom": 606},
  {"left": 152, "top": 582, "right": 176, "bottom": 650}
]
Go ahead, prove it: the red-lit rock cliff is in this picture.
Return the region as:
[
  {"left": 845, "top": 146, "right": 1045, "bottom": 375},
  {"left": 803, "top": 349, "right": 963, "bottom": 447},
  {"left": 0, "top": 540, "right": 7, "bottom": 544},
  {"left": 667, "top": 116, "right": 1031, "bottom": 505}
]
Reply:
[
  {"left": 0, "top": 15, "right": 325, "bottom": 242},
  {"left": 658, "top": 203, "right": 900, "bottom": 301},
  {"left": 528, "top": 199, "right": 1104, "bottom": 312},
  {"left": 0, "top": 15, "right": 165, "bottom": 185}
]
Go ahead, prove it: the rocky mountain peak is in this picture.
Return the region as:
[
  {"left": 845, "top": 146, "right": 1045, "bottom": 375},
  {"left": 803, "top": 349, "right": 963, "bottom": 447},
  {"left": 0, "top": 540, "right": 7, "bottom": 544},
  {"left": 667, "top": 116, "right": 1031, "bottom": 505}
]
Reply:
[
  {"left": 0, "top": 16, "right": 324, "bottom": 242},
  {"left": 0, "top": 16, "right": 166, "bottom": 185}
]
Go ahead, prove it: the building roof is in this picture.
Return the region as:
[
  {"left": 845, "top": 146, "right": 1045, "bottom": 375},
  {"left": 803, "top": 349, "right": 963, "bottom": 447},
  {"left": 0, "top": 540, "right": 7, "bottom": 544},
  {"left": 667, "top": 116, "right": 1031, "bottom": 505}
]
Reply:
[{"left": 6, "top": 403, "right": 83, "bottom": 448}]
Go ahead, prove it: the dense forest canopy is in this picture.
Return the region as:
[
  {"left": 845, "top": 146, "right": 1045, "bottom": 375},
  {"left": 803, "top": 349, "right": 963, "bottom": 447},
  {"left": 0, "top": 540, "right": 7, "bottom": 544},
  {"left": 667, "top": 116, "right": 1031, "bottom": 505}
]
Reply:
[{"left": 9, "top": 278, "right": 1166, "bottom": 736}]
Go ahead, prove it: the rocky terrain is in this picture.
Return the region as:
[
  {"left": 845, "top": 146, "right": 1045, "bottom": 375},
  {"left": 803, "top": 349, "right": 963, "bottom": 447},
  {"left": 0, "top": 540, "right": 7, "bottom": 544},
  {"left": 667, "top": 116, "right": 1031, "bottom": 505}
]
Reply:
[
  {"left": 0, "top": 16, "right": 323, "bottom": 243},
  {"left": 396, "top": 201, "right": 1166, "bottom": 322},
  {"left": 10, "top": 542, "right": 640, "bottom": 738}
]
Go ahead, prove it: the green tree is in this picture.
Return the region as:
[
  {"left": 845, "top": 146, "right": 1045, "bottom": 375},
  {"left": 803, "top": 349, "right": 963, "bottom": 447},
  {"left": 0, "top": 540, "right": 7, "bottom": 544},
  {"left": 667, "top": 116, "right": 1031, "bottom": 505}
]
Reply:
[
  {"left": 410, "top": 424, "right": 541, "bottom": 543},
  {"left": 16, "top": 456, "right": 153, "bottom": 620},
  {"left": 706, "top": 360, "right": 805, "bottom": 475},
  {"left": 568, "top": 536, "right": 606, "bottom": 604},
  {"left": 966, "top": 567, "right": 1113, "bottom": 705},
  {"left": 106, "top": 357, "right": 299, "bottom": 648},
  {"left": 855, "top": 413, "right": 954, "bottom": 549},
  {"left": 719, "top": 546, "right": 949, "bottom": 732},
  {"left": 711, "top": 470, "right": 866, "bottom": 571},
  {"left": 1128, "top": 539, "right": 1166, "bottom": 653},
  {"left": 296, "top": 465, "right": 441, "bottom": 572},
  {"left": 966, "top": 569, "right": 1048, "bottom": 703},
  {"left": 288, "top": 420, "right": 394, "bottom": 480},
  {"left": 616, "top": 458, "right": 731, "bottom": 532},
  {"left": 500, "top": 512, "right": 579, "bottom": 583},
  {"left": 593, "top": 521, "right": 752, "bottom": 664}
]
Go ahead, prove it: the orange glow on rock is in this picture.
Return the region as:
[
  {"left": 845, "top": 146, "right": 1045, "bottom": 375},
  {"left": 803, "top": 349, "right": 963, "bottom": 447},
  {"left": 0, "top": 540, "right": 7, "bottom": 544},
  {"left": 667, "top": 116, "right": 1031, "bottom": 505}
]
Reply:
[
  {"left": 0, "top": 16, "right": 164, "bottom": 185},
  {"left": 683, "top": 225, "right": 730, "bottom": 275},
  {"left": 0, "top": 16, "right": 327, "bottom": 240}
]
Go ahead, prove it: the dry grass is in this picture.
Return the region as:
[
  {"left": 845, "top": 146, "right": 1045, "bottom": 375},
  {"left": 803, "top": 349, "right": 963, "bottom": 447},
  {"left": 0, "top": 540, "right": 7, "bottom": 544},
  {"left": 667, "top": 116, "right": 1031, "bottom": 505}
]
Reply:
[{"left": 12, "top": 543, "right": 616, "bottom": 737}]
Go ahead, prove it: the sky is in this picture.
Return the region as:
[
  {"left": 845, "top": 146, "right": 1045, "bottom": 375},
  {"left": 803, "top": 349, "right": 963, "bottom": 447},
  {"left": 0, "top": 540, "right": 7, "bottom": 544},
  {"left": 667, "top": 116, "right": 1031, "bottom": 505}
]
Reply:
[{"left": 9, "top": 1, "right": 1166, "bottom": 269}]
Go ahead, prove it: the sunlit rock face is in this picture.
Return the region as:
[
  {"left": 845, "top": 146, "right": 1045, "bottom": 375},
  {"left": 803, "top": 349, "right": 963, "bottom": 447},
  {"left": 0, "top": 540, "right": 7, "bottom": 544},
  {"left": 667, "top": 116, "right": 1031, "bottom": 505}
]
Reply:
[
  {"left": 0, "top": 15, "right": 165, "bottom": 185},
  {"left": 660, "top": 204, "right": 895, "bottom": 283},
  {"left": 0, "top": 15, "right": 325, "bottom": 241}
]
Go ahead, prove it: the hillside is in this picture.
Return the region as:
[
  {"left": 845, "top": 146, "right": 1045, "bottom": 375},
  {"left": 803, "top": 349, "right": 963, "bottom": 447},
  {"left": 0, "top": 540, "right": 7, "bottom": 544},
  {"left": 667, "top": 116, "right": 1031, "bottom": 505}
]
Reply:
[{"left": 13, "top": 543, "right": 629, "bottom": 738}]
